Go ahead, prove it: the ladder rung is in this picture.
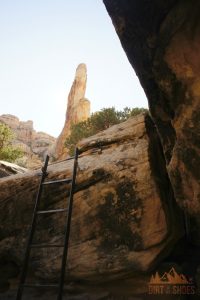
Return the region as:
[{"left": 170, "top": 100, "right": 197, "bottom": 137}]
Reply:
[
  {"left": 23, "top": 283, "right": 58, "bottom": 288},
  {"left": 30, "top": 244, "right": 64, "bottom": 248},
  {"left": 37, "top": 208, "right": 67, "bottom": 215},
  {"left": 42, "top": 178, "right": 72, "bottom": 185}
]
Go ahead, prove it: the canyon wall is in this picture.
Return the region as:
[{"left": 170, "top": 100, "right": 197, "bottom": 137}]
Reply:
[{"left": 0, "top": 114, "right": 56, "bottom": 169}]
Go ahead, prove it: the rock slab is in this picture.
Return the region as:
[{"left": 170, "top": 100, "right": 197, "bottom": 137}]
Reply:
[{"left": 0, "top": 161, "right": 27, "bottom": 178}]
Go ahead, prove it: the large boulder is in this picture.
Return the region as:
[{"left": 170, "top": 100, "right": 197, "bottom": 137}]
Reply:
[
  {"left": 103, "top": 0, "right": 200, "bottom": 244},
  {"left": 0, "top": 114, "right": 183, "bottom": 297}
]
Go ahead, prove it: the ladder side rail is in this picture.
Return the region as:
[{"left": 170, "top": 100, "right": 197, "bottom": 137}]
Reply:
[
  {"left": 57, "top": 148, "right": 79, "bottom": 300},
  {"left": 16, "top": 155, "right": 49, "bottom": 300}
]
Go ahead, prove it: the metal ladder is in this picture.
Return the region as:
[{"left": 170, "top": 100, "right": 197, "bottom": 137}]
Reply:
[{"left": 16, "top": 147, "right": 79, "bottom": 300}]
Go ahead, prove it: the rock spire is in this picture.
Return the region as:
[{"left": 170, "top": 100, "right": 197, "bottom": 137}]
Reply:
[{"left": 55, "top": 63, "right": 90, "bottom": 159}]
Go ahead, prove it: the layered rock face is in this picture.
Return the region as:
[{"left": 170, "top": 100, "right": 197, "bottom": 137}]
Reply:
[
  {"left": 54, "top": 64, "right": 90, "bottom": 160},
  {"left": 0, "top": 114, "right": 56, "bottom": 168},
  {"left": 103, "top": 0, "right": 200, "bottom": 244},
  {"left": 0, "top": 114, "right": 184, "bottom": 298}
]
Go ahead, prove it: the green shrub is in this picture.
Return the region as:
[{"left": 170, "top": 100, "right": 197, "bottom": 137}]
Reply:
[{"left": 65, "top": 107, "right": 148, "bottom": 155}]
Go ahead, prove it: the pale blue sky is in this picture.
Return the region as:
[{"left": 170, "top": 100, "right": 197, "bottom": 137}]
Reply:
[{"left": 0, "top": 0, "right": 148, "bottom": 137}]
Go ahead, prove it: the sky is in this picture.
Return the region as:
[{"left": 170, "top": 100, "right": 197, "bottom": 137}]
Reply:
[{"left": 0, "top": 0, "right": 148, "bottom": 137}]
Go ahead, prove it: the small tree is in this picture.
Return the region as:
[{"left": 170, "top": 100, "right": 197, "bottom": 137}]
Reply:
[
  {"left": 90, "top": 107, "right": 120, "bottom": 131},
  {"left": 0, "top": 123, "right": 23, "bottom": 162},
  {"left": 65, "top": 119, "right": 94, "bottom": 155},
  {"left": 116, "top": 107, "right": 148, "bottom": 121}
]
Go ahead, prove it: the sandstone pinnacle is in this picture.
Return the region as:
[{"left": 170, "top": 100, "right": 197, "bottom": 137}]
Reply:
[{"left": 55, "top": 64, "right": 91, "bottom": 159}]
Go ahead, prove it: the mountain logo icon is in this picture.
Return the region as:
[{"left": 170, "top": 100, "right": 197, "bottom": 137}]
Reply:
[{"left": 149, "top": 267, "right": 193, "bottom": 285}]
